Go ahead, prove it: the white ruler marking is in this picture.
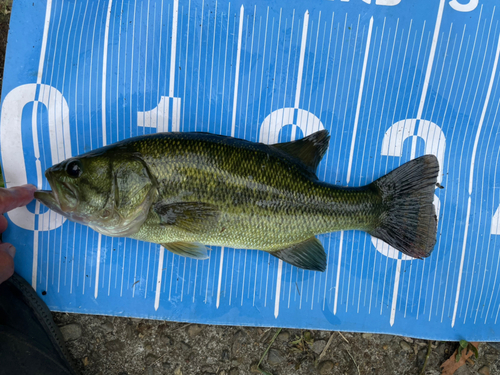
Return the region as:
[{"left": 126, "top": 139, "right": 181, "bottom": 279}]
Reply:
[
  {"left": 452, "top": 197, "right": 472, "bottom": 326},
  {"left": 154, "top": 247, "right": 165, "bottom": 310},
  {"left": 390, "top": 259, "right": 402, "bottom": 326},
  {"left": 347, "top": 17, "right": 373, "bottom": 184},
  {"left": 231, "top": 5, "right": 244, "bottom": 137},
  {"left": 169, "top": 0, "right": 179, "bottom": 97}
]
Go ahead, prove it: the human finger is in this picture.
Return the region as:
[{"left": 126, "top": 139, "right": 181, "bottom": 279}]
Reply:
[
  {"left": 0, "top": 243, "right": 15, "bottom": 284},
  {"left": 0, "top": 214, "right": 7, "bottom": 233},
  {"left": 0, "top": 185, "right": 37, "bottom": 214}
]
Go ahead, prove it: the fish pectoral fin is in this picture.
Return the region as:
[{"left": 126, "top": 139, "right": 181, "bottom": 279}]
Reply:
[
  {"left": 161, "top": 242, "right": 210, "bottom": 260},
  {"left": 271, "top": 130, "right": 330, "bottom": 175},
  {"left": 154, "top": 202, "right": 219, "bottom": 233},
  {"left": 270, "top": 237, "right": 327, "bottom": 272}
]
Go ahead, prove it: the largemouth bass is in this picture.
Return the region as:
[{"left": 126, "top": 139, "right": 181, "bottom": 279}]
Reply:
[{"left": 34, "top": 131, "right": 439, "bottom": 271}]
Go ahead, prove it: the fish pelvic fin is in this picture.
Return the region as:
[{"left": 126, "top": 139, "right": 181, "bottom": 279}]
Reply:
[
  {"left": 161, "top": 242, "right": 210, "bottom": 260},
  {"left": 270, "top": 237, "right": 327, "bottom": 272},
  {"left": 368, "top": 155, "right": 439, "bottom": 259},
  {"left": 271, "top": 130, "right": 330, "bottom": 175}
]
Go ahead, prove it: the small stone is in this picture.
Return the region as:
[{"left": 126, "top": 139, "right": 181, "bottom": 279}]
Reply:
[
  {"left": 487, "top": 342, "right": 500, "bottom": 352},
  {"left": 160, "top": 332, "right": 174, "bottom": 346},
  {"left": 82, "top": 357, "right": 89, "bottom": 366},
  {"left": 146, "top": 368, "right": 155, "bottom": 375},
  {"left": 201, "top": 365, "right": 214, "bottom": 373},
  {"left": 177, "top": 341, "right": 191, "bottom": 351},
  {"left": 402, "top": 336, "right": 414, "bottom": 344},
  {"left": 318, "top": 360, "right": 334, "bottom": 374},
  {"left": 101, "top": 321, "right": 114, "bottom": 334},
  {"left": 267, "top": 348, "right": 285, "bottom": 366},
  {"left": 229, "top": 368, "right": 239, "bottom": 375},
  {"left": 187, "top": 324, "right": 204, "bottom": 337},
  {"left": 145, "top": 353, "right": 158, "bottom": 366},
  {"left": 206, "top": 357, "right": 217, "bottom": 365},
  {"left": 232, "top": 330, "right": 247, "bottom": 356},
  {"left": 382, "top": 345, "right": 389, "bottom": 350},
  {"left": 435, "top": 344, "right": 446, "bottom": 358},
  {"left": 485, "top": 353, "right": 498, "bottom": 363},
  {"left": 221, "top": 349, "right": 230, "bottom": 361},
  {"left": 136, "top": 323, "right": 151, "bottom": 335},
  {"left": 361, "top": 333, "right": 372, "bottom": 339},
  {"left": 219, "top": 371, "right": 227, "bottom": 375},
  {"left": 125, "top": 324, "right": 135, "bottom": 340},
  {"left": 174, "top": 366, "right": 183, "bottom": 375},
  {"left": 277, "top": 331, "right": 290, "bottom": 342},
  {"left": 312, "top": 339, "right": 327, "bottom": 354},
  {"left": 400, "top": 340, "right": 412, "bottom": 352},
  {"left": 105, "top": 339, "right": 125, "bottom": 352},
  {"left": 454, "top": 366, "right": 469, "bottom": 375},
  {"left": 59, "top": 323, "right": 82, "bottom": 341},
  {"left": 478, "top": 365, "right": 490, "bottom": 375}
]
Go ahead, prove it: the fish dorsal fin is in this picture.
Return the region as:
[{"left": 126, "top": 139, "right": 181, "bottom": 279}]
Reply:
[
  {"left": 270, "top": 237, "right": 327, "bottom": 272},
  {"left": 271, "top": 130, "right": 330, "bottom": 174},
  {"left": 161, "top": 242, "right": 210, "bottom": 259}
]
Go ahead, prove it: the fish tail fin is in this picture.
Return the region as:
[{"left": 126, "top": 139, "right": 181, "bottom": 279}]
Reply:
[{"left": 367, "top": 155, "right": 439, "bottom": 259}]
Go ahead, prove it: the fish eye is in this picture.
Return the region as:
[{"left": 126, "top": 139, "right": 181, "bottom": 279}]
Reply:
[{"left": 66, "top": 159, "right": 83, "bottom": 178}]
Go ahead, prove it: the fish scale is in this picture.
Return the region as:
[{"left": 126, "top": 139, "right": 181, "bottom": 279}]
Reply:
[{"left": 131, "top": 133, "right": 378, "bottom": 249}]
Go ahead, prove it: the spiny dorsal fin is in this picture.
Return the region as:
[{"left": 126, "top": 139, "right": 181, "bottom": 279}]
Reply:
[
  {"left": 153, "top": 201, "right": 219, "bottom": 233},
  {"left": 161, "top": 242, "right": 210, "bottom": 259},
  {"left": 270, "top": 237, "right": 327, "bottom": 272},
  {"left": 271, "top": 130, "right": 330, "bottom": 174}
]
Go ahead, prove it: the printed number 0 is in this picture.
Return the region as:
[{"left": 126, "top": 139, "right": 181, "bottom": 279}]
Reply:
[
  {"left": 259, "top": 108, "right": 324, "bottom": 144},
  {"left": 374, "top": 119, "right": 445, "bottom": 260},
  {"left": 0, "top": 84, "right": 72, "bottom": 230}
]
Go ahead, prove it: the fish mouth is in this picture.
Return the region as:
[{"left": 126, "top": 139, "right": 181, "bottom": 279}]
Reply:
[
  {"left": 34, "top": 171, "right": 79, "bottom": 213},
  {"left": 34, "top": 190, "right": 66, "bottom": 216}
]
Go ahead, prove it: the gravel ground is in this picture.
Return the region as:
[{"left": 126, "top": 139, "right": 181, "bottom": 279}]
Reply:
[
  {"left": 50, "top": 312, "right": 498, "bottom": 375},
  {"left": 1, "top": 1, "right": 499, "bottom": 374}
]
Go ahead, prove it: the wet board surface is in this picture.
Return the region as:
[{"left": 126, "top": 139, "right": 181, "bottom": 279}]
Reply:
[{"left": 1, "top": 0, "right": 499, "bottom": 341}]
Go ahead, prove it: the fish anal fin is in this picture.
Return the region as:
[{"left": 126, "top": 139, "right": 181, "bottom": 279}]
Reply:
[
  {"left": 154, "top": 202, "right": 219, "bottom": 233},
  {"left": 270, "top": 237, "right": 327, "bottom": 272},
  {"left": 271, "top": 130, "right": 330, "bottom": 174},
  {"left": 161, "top": 242, "right": 210, "bottom": 260}
]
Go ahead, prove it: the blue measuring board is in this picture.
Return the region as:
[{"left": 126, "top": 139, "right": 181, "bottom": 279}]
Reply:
[{"left": 1, "top": 0, "right": 499, "bottom": 341}]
